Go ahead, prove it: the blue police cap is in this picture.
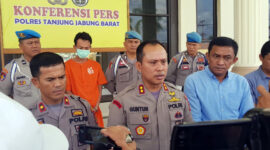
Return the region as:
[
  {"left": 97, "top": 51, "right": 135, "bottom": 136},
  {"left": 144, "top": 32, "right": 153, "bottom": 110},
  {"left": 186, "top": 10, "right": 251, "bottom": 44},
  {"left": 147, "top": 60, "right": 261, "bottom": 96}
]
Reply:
[
  {"left": 15, "top": 29, "right": 41, "bottom": 40},
  {"left": 125, "top": 31, "right": 142, "bottom": 41},
  {"left": 187, "top": 32, "right": 201, "bottom": 43}
]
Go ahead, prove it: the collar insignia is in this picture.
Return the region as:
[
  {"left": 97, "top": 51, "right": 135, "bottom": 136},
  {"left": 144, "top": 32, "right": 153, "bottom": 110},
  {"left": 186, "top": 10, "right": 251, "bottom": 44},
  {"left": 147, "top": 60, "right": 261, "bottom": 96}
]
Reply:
[
  {"left": 64, "top": 96, "right": 70, "bottom": 105},
  {"left": 163, "top": 83, "right": 168, "bottom": 91},
  {"left": 139, "top": 84, "right": 145, "bottom": 94},
  {"left": 39, "top": 102, "right": 46, "bottom": 112}
]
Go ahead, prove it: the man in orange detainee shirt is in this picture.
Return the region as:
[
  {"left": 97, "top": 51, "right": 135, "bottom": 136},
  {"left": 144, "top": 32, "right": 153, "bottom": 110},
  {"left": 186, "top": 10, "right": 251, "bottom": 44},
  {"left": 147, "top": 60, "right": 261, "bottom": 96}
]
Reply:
[{"left": 65, "top": 32, "right": 107, "bottom": 127}]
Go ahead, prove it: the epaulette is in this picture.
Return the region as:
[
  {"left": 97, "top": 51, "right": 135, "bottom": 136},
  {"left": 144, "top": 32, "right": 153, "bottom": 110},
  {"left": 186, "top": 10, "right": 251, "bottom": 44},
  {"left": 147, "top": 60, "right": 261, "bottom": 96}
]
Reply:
[
  {"left": 164, "top": 81, "right": 180, "bottom": 91},
  {"left": 115, "top": 82, "right": 137, "bottom": 98}
]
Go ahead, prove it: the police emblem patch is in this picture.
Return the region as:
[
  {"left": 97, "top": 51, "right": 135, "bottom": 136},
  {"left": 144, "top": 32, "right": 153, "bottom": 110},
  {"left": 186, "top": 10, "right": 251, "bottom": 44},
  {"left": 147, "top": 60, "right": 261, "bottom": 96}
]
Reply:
[
  {"left": 37, "top": 118, "right": 45, "bottom": 124},
  {"left": 0, "top": 71, "right": 7, "bottom": 81},
  {"left": 136, "top": 125, "right": 146, "bottom": 135},
  {"left": 71, "top": 109, "right": 84, "bottom": 117},
  {"left": 48, "top": 0, "right": 68, "bottom": 5},
  {"left": 197, "top": 57, "right": 204, "bottom": 62},
  {"left": 175, "top": 111, "right": 182, "bottom": 119},
  {"left": 142, "top": 114, "right": 149, "bottom": 122},
  {"left": 18, "top": 33, "right": 25, "bottom": 38},
  {"left": 72, "top": 0, "right": 89, "bottom": 7}
]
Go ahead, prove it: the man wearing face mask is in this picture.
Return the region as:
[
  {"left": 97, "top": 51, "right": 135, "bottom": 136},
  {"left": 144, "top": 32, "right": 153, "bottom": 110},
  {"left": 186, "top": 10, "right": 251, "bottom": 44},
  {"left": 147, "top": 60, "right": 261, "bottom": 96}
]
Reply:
[{"left": 65, "top": 32, "right": 107, "bottom": 127}]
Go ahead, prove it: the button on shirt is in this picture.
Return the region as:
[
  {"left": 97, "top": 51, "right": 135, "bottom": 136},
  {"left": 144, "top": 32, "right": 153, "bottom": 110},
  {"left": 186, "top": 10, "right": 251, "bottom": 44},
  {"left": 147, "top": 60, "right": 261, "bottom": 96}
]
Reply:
[
  {"left": 184, "top": 66, "right": 254, "bottom": 122},
  {"left": 245, "top": 66, "right": 270, "bottom": 104}
]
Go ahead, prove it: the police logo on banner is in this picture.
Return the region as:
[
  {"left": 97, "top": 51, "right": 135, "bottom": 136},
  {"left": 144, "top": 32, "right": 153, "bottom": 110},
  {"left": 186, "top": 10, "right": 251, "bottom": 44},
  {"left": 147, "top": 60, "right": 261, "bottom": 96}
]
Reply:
[
  {"left": 72, "top": 0, "right": 89, "bottom": 7},
  {"left": 48, "top": 0, "right": 68, "bottom": 5}
]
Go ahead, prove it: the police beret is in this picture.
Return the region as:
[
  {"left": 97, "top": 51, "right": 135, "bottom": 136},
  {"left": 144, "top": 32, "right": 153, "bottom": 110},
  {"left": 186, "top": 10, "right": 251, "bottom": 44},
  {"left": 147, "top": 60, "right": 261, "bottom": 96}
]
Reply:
[
  {"left": 15, "top": 29, "right": 41, "bottom": 40},
  {"left": 187, "top": 32, "right": 201, "bottom": 43},
  {"left": 125, "top": 31, "right": 142, "bottom": 41}
]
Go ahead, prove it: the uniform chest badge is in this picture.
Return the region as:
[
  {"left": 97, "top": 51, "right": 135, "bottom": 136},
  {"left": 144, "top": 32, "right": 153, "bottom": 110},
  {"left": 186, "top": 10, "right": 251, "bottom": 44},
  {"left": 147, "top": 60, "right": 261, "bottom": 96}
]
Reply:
[
  {"left": 175, "top": 111, "right": 183, "bottom": 119},
  {"left": 169, "top": 97, "right": 180, "bottom": 102},
  {"left": 71, "top": 109, "right": 83, "bottom": 117},
  {"left": 17, "top": 80, "right": 26, "bottom": 85},
  {"left": 197, "top": 65, "right": 205, "bottom": 71},
  {"left": 181, "top": 65, "right": 190, "bottom": 70},
  {"left": 39, "top": 102, "right": 46, "bottom": 112},
  {"left": 197, "top": 57, "right": 205, "bottom": 63},
  {"left": 142, "top": 114, "right": 149, "bottom": 122},
  {"left": 136, "top": 125, "right": 146, "bottom": 135},
  {"left": 139, "top": 85, "right": 145, "bottom": 94},
  {"left": 183, "top": 57, "right": 188, "bottom": 63},
  {"left": 0, "top": 71, "right": 7, "bottom": 81},
  {"left": 37, "top": 118, "right": 45, "bottom": 124},
  {"left": 64, "top": 97, "right": 70, "bottom": 105}
]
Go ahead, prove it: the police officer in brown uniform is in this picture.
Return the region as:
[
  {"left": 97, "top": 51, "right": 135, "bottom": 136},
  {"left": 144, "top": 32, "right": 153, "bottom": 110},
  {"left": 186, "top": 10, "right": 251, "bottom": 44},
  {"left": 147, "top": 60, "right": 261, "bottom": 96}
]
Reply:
[
  {"left": 28, "top": 52, "right": 97, "bottom": 150},
  {"left": 166, "top": 32, "right": 208, "bottom": 91},
  {"left": 0, "top": 29, "right": 41, "bottom": 108},
  {"left": 105, "top": 31, "right": 142, "bottom": 95},
  {"left": 108, "top": 40, "right": 193, "bottom": 150}
]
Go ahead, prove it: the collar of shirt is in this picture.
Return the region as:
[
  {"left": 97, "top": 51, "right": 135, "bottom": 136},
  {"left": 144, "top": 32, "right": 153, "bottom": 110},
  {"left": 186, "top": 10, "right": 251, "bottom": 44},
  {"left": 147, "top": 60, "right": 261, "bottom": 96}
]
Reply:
[
  {"left": 205, "top": 66, "right": 230, "bottom": 81},
  {"left": 258, "top": 65, "right": 270, "bottom": 79}
]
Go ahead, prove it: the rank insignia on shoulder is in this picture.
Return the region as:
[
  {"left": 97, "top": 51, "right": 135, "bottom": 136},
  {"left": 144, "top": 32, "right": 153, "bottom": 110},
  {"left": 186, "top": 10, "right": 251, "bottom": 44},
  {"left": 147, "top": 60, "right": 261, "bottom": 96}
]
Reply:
[
  {"left": 169, "top": 97, "right": 180, "bottom": 102},
  {"left": 169, "top": 91, "right": 175, "bottom": 96},
  {"left": 172, "top": 57, "right": 177, "bottom": 63},
  {"left": 138, "top": 84, "right": 145, "bottom": 94},
  {"left": 163, "top": 83, "right": 168, "bottom": 91},
  {"left": 39, "top": 102, "right": 46, "bottom": 112},
  {"left": 142, "top": 114, "right": 149, "bottom": 122},
  {"left": 64, "top": 97, "right": 70, "bottom": 105},
  {"left": 136, "top": 125, "right": 146, "bottom": 135},
  {"left": 37, "top": 118, "right": 45, "bottom": 124},
  {"left": 112, "top": 100, "right": 122, "bottom": 109}
]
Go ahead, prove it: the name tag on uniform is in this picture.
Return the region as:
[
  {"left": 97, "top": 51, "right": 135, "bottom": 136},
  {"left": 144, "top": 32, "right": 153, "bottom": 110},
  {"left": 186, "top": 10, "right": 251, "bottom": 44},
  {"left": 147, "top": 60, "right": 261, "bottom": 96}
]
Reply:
[{"left": 181, "top": 65, "right": 189, "bottom": 70}]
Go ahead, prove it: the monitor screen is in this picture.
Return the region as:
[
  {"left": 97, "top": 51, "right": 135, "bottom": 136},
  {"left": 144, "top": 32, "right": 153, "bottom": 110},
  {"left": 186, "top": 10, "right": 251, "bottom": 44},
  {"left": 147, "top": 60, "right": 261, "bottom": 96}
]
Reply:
[{"left": 170, "top": 118, "right": 252, "bottom": 150}]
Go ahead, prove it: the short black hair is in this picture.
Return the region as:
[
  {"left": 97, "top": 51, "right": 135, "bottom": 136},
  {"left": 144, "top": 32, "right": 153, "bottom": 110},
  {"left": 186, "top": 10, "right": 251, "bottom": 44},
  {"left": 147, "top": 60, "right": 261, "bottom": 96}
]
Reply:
[
  {"left": 208, "top": 37, "right": 238, "bottom": 56},
  {"left": 30, "top": 52, "right": 64, "bottom": 77},
  {"left": 74, "top": 32, "right": 92, "bottom": 45},
  {"left": 261, "top": 40, "right": 270, "bottom": 58},
  {"left": 136, "top": 40, "right": 167, "bottom": 63}
]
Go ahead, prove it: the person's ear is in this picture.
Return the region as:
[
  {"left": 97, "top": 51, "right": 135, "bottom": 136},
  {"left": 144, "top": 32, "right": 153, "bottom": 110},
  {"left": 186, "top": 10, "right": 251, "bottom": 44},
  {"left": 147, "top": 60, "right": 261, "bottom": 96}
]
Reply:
[
  {"left": 259, "top": 54, "right": 263, "bottom": 62},
  {"left": 31, "top": 77, "right": 40, "bottom": 89},
  {"left": 136, "top": 61, "right": 142, "bottom": 73},
  {"left": 233, "top": 56, "right": 238, "bottom": 64}
]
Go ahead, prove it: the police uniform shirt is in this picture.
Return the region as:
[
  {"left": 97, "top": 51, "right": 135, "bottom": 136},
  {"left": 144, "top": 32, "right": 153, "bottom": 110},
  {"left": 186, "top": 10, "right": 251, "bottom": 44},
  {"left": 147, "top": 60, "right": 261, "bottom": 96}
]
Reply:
[
  {"left": 108, "top": 79, "right": 193, "bottom": 150},
  {"left": 28, "top": 95, "right": 97, "bottom": 150},
  {"left": 105, "top": 53, "right": 140, "bottom": 94},
  {"left": 0, "top": 55, "right": 40, "bottom": 108},
  {"left": 166, "top": 51, "right": 208, "bottom": 87}
]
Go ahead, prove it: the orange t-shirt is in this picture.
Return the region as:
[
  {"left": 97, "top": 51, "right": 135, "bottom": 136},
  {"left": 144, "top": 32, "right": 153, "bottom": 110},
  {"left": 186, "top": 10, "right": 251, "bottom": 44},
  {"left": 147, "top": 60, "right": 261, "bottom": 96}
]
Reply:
[{"left": 65, "top": 59, "right": 107, "bottom": 106}]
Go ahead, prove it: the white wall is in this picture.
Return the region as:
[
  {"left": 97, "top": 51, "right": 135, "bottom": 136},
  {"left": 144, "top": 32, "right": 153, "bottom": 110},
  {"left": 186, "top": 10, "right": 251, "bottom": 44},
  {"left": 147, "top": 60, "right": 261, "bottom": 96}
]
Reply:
[
  {"left": 217, "top": 0, "right": 234, "bottom": 38},
  {"left": 178, "top": 0, "right": 197, "bottom": 52}
]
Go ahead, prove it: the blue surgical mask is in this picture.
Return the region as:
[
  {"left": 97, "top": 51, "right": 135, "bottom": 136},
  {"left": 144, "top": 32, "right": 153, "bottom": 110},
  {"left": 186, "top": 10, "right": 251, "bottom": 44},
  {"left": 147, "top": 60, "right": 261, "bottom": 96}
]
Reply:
[{"left": 76, "top": 49, "right": 90, "bottom": 59}]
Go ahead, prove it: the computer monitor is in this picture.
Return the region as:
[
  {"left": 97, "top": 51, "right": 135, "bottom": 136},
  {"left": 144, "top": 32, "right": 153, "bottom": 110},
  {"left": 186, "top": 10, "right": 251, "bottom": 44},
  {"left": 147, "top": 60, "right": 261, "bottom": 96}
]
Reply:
[
  {"left": 244, "top": 108, "right": 270, "bottom": 150},
  {"left": 170, "top": 118, "right": 252, "bottom": 150}
]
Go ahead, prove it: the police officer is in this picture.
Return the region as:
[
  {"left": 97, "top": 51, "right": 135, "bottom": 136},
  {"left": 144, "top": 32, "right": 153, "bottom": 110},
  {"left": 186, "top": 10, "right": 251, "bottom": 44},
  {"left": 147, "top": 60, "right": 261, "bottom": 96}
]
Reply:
[
  {"left": 0, "top": 29, "right": 41, "bottom": 107},
  {"left": 108, "top": 40, "right": 193, "bottom": 150},
  {"left": 28, "top": 52, "right": 97, "bottom": 150},
  {"left": 166, "top": 32, "right": 208, "bottom": 91},
  {"left": 105, "top": 31, "right": 142, "bottom": 95}
]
